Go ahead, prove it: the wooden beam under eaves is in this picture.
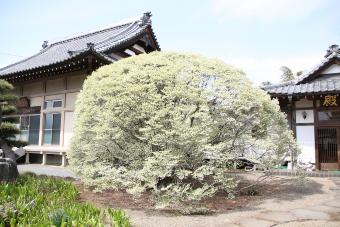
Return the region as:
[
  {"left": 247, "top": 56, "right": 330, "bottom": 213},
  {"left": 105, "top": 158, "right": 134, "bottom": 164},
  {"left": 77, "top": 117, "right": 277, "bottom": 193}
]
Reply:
[
  {"left": 113, "top": 51, "right": 130, "bottom": 58},
  {"left": 129, "top": 44, "right": 146, "bottom": 55},
  {"left": 123, "top": 49, "right": 136, "bottom": 56}
]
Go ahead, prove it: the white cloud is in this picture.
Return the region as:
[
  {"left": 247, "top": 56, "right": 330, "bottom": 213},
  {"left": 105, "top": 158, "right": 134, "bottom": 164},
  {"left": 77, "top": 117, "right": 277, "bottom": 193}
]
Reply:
[
  {"left": 213, "top": 0, "right": 326, "bottom": 21},
  {"left": 221, "top": 54, "right": 321, "bottom": 85}
]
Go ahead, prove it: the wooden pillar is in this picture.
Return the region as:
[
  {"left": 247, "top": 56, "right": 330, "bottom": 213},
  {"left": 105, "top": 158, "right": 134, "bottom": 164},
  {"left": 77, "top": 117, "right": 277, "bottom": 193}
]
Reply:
[
  {"left": 25, "top": 153, "right": 30, "bottom": 164},
  {"left": 39, "top": 81, "right": 47, "bottom": 146},
  {"left": 288, "top": 95, "right": 295, "bottom": 170},
  {"left": 60, "top": 87, "right": 66, "bottom": 147},
  {"left": 42, "top": 153, "right": 47, "bottom": 165},
  {"left": 60, "top": 111, "right": 65, "bottom": 147},
  {"left": 337, "top": 128, "right": 340, "bottom": 170},
  {"left": 86, "top": 53, "right": 94, "bottom": 75},
  {"left": 61, "top": 153, "right": 66, "bottom": 167},
  {"left": 313, "top": 98, "right": 320, "bottom": 170}
]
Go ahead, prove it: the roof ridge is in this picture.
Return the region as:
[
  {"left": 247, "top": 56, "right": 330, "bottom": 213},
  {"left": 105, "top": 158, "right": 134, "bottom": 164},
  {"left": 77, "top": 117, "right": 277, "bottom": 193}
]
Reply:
[
  {"left": 49, "top": 22, "right": 134, "bottom": 47},
  {"left": 0, "top": 45, "right": 53, "bottom": 73},
  {"left": 262, "top": 80, "right": 295, "bottom": 89},
  {"left": 47, "top": 12, "right": 152, "bottom": 48},
  {"left": 0, "top": 12, "right": 157, "bottom": 76},
  {"left": 93, "top": 21, "right": 140, "bottom": 49},
  {"left": 295, "top": 51, "right": 339, "bottom": 84},
  {"left": 0, "top": 16, "right": 144, "bottom": 73},
  {"left": 265, "top": 78, "right": 340, "bottom": 90}
]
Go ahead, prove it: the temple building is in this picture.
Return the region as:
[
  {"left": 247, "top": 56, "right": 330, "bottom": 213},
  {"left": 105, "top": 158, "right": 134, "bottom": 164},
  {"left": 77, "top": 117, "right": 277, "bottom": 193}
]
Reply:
[
  {"left": 0, "top": 12, "right": 160, "bottom": 166},
  {"left": 264, "top": 45, "right": 340, "bottom": 170}
]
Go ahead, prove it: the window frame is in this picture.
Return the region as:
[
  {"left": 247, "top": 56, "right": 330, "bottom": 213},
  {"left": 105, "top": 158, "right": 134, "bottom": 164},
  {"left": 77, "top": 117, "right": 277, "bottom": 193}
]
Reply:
[
  {"left": 2, "top": 114, "right": 41, "bottom": 145},
  {"left": 43, "top": 112, "right": 61, "bottom": 145},
  {"left": 44, "top": 99, "right": 63, "bottom": 109}
]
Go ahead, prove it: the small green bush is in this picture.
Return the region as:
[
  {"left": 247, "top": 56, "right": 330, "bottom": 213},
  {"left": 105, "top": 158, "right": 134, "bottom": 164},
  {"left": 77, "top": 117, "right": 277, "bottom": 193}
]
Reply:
[
  {"left": 0, "top": 174, "right": 130, "bottom": 226},
  {"left": 179, "top": 206, "right": 210, "bottom": 215},
  {"left": 48, "top": 209, "right": 69, "bottom": 227},
  {"left": 108, "top": 208, "right": 132, "bottom": 227}
]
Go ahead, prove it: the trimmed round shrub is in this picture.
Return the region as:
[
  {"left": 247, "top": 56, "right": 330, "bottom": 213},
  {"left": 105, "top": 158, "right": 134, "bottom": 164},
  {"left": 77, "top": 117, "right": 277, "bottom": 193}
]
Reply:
[{"left": 69, "top": 52, "right": 298, "bottom": 208}]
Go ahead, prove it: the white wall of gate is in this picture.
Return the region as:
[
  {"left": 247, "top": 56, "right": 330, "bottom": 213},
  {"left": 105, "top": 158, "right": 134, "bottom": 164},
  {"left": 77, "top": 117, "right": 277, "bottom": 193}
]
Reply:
[{"left": 296, "top": 126, "right": 315, "bottom": 164}]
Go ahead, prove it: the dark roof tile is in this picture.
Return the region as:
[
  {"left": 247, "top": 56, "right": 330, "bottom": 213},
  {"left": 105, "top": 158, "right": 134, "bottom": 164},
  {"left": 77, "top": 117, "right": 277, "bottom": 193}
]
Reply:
[{"left": 0, "top": 12, "right": 159, "bottom": 77}]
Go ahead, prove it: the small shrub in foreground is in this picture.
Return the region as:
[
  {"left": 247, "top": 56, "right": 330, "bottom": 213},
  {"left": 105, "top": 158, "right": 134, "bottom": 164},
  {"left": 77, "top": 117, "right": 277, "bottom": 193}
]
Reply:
[
  {"left": 108, "top": 208, "right": 132, "bottom": 227},
  {"left": 0, "top": 174, "right": 130, "bottom": 226}
]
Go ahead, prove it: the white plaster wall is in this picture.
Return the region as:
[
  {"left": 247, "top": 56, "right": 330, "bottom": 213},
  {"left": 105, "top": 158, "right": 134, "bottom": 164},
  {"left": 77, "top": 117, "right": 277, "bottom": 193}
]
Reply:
[
  {"left": 63, "top": 112, "right": 74, "bottom": 147},
  {"left": 23, "top": 82, "right": 43, "bottom": 96},
  {"left": 67, "top": 75, "right": 86, "bottom": 90},
  {"left": 320, "top": 64, "right": 340, "bottom": 74},
  {"left": 45, "top": 94, "right": 63, "bottom": 101},
  {"left": 66, "top": 92, "right": 78, "bottom": 109},
  {"left": 296, "top": 110, "right": 314, "bottom": 123},
  {"left": 11, "top": 86, "right": 21, "bottom": 96},
  {"left": 30, "top": 96, "right": 43, "bottom": 107},
  {"left": 12, "top": 72, "right": 87, "bottom": 153},
  {"left": 296, "top": 126, "right": 315, "bottom": 164},
  {"left": 46, "top": 78, "right": 64, "bottom": 93}
]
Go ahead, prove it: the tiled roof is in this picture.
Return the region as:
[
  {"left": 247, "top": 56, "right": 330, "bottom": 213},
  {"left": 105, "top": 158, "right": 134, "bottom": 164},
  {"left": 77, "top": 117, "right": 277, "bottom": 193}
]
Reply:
[
  {"left": 264, "top": 45, "right": 340, "bottom": 96},
  {"left": 0, "top": 12, "right": 160, "bottom": 77},
  {"left": 295, "top": 52, "right": 340, "bottom": 84},
  {"left": 265, "top": 79, "right": 340, "bottom": 96}
]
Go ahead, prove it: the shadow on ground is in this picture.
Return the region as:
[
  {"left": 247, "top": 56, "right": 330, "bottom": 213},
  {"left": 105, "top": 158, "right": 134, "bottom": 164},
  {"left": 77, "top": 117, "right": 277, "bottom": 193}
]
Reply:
[{"left": 268, "top": 178, "right": 323, "bottom": 201}]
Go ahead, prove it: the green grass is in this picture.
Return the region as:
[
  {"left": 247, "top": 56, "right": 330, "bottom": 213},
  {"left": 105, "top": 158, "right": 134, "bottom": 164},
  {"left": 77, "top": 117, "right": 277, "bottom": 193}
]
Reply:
[
  {"left": 0, "top": 173, "right": 131, "bottom": 226},
  {"left": 108, "top": 208, "right": 132, "bottom": 227}
]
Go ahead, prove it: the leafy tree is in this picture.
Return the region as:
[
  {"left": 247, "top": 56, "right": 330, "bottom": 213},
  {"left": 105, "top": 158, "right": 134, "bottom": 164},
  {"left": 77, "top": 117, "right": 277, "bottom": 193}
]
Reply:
[
  {"left": 70, "top": 52, "right": 299, "bottom": 208},
  {"left": 280, "top": 66, "right": 303, "bottom": 82},
  {"left": 0, "top": 79, "right": 26, "bottom": 182},
  {"left": 0, "top": 80, "right": 26, "bottom": 150},
  {"left": 261, "top": 81, "right": 272, "bottom": 87},
  {"left": 280, "top": 66, "right": 295, "bottom": 82},
  {"left": 296, "top": 71, "right": 303, "bottom": 77}
]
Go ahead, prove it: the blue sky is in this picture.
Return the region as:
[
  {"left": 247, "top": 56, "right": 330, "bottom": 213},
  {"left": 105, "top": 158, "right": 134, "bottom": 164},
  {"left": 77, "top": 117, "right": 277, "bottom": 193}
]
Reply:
[{"left": 1, "top": 0, "right": 340, "bottom": 84}]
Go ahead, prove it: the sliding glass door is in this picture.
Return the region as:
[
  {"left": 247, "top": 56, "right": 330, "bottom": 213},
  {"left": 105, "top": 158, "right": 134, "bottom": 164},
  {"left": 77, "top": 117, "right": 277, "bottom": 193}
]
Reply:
[
  {"left": 19, "top": 115, "right": 40, "bottom": 145},
  {"left": 43, "top": 113, "right": 61, "bottom": 145}
]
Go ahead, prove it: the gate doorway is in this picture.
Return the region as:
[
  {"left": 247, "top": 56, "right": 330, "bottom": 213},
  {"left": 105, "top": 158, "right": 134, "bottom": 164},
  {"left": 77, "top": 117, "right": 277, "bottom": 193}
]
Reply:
[{"left": 317, "top": 127, "right": 340, "bottom": 170}]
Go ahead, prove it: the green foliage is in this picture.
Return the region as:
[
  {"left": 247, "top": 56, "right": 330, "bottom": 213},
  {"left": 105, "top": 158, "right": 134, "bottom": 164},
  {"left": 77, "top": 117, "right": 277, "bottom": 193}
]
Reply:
[
  {"left": 280, "top": 66, "right": 303, "bottom": 82},
  {"left": 0, "top": 173, "right": 130, "bottom": 226},
  {"left": 0, "top": 122, "right": 20, "bottom": 137},
  {"left": 108, "top": 208, "right": 132, "bottom": 227},
  {"left": 48, "top": 209, "right": 69, "bottom": 227},
  {"left": 261, "top": 81, "right": 272, "bottom": 87},
  {"left": 0, "top": 79, "right": 26, "bottom": 147},
  {"left": 178, "top": 206, "right": 210, "bottom": 215},
  {"left": 70, "top": 52, "right": 299, "bottom": 208},
  {"left": 280, "top": 66, "right": 295, "bottom": 82},
  {"left": 296, "top": 70, "right": 303, "bottom": 77}
]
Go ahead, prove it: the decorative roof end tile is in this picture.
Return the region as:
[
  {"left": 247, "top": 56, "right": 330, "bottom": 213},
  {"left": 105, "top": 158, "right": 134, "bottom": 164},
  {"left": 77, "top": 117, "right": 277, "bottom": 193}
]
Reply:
[
  {"left": 42, "top": 40, "right": 48, "bottom": 49},
  {"left": 87, "top": 42, "right": 95, "bottom": 50},
  {"left": 138, "top": 12, "right": 152, "bottom": 26},
  {"left": 325, "top": 44, "right": 340, "bottom": 58}
]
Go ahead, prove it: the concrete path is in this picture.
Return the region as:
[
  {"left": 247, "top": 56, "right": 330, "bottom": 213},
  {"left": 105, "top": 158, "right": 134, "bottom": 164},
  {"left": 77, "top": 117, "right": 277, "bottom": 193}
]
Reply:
[
  {"left": 127, "top": 177, "right": 340, "bottom": 227},
  {"left": 253, "top": 178, "right": 340, "bottom": 227},
  {"left": 18, "top": 164, "right": 77, "bottom": 178}
]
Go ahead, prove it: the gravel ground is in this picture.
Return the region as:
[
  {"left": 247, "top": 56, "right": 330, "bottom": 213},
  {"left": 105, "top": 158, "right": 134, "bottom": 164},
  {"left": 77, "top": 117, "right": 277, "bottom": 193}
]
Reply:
[
  {"left": 16, "top": 165, "right": 340, "bottom": 227},
  {"left": 18, "top": 164, "right": 77, "bottom": 178},
  {"left": 123, "top": 177, "right": 340, "bottom": 227}
]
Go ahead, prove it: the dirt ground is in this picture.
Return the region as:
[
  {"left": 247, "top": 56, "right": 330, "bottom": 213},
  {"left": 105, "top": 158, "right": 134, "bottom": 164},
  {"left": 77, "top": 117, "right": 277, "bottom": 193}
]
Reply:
[
  {"left": 75, "top": 173, "right": 279, "bottom": 213},
  {"left": 75, "top": 173, "right": 340, "bottom": 227}
]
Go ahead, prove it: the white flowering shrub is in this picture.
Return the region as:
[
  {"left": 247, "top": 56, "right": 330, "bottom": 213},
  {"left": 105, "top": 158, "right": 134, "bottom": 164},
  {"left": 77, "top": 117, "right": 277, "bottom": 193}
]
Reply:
[{"left": 69, "top": 52, "right": 298, "bottom": 208}]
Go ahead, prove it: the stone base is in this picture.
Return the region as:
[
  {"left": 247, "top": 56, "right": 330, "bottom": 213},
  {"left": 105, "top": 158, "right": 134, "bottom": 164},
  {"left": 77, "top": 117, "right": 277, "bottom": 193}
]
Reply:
[{"left": 0, "top": 158, "right": 18, "bottom": 182}]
